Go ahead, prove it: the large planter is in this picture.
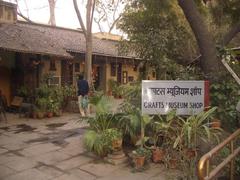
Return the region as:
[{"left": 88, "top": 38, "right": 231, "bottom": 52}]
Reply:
[
  {"left": 112, "top": 139, "right": 122, "bottom": 151},
  {"left": 133, "top": 156, "right": 145, "bottom": 169},
  {"left": 152, "top": 148, "right": 165, "bottom": 163}
]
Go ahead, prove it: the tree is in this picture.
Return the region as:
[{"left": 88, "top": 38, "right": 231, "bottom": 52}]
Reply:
[
  {"left": 119, "top": 0, "right": 196, "bottom": 80},
  {"left": 177, "top": 0, "right": 222, "bottom": 79},
  {"left": 73, "top": 0, "right": 96, "bottom": 84},
  {"left": 177, "top": 0, "right": 240, "bottom": 79}
]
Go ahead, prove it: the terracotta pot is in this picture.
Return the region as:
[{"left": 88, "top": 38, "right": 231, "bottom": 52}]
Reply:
[
  {"left": 211, "top": 119, "right": 221, "bottom": 129},
  {"left": 32, "top": 112, "right": 37, "bottom": 119},
  {"left": 134, "top": 156, "right": 145, "bottom": 169},
  {"left": 46, "top": 112, "right": 53, "bottom": 118},
  {"left": 169, "top": 158, "right": 178, "bottom": 169},
  {"left": 152, "top": 148, "right": 165, "bottom": 163},
  {"left": 37, "top": 112, "right": 44, "bottom": 119},
  {"left": 112, "top": 139, "right": 122, "bottom": 151},
  {"left": 184, "top": 148, "right": 197, "bottom": 158}
]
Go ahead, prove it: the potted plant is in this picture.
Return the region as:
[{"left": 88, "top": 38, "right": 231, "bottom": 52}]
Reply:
[
  {"left": 174, "top": 107, "right": 222, "bottom": 154},
  {"left": 149, "top": 110, "right": 176, "bottom": 163},
  {"left": 211, "top": 118, "right": 221, "bottom": 129},
  {"left": 108, "top": 129, "right": 123, "bottom": 151},
  {"left": 35, "top": 97, "right": 48, "bottom": 119},
  {"left": 36, "top": 108, "right": 44, "bottom": 119},
  {"left": 132, "top": 147, "right": 151, "bottom": 169}
]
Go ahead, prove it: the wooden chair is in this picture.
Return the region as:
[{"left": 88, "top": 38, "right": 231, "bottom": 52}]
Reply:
[
  {"left": 0, "top": 96, "right": 7, "bottom": 122},
  {"left": 8, "top": 96, "right": 23, "bottom": 114}
]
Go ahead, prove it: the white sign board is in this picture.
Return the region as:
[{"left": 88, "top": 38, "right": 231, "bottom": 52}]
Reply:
[{"left": 142, "top": 80, "right": 209, "bottom": 115}]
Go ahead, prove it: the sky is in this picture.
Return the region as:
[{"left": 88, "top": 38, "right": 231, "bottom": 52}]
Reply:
[{"left": 6, "top": 0, "right": 122, "bottom": 34}]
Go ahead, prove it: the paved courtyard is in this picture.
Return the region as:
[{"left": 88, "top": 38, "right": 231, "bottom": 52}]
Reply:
[{"left": 0, "top": 113, "right": 179, "bottom": 180}]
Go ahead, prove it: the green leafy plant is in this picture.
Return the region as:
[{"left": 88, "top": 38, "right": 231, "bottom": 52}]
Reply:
[
  {"left": 210, "top": 81, "right": 239, "bottom": 132},
  {"left": 133, "top": 147, "right": 151, "bottom": 160},
  {"left": 174, "top": 107, "right": 222, "bottom": 149}
]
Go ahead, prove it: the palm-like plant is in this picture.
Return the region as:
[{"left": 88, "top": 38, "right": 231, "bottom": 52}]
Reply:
[{"left": 174, "top": 107, "right": 221, "bottom": 149}]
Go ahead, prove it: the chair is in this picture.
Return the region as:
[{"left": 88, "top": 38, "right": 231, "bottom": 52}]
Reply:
[
  {"left": 8, "top": 96, "right": 23, "bottom": 114},
  {"left": 0, "top": 96, "right": 7, "bottom": 122}
]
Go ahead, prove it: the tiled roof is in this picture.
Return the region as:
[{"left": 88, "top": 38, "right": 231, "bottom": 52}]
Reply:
[{"left": 0, "top": 21, "right": 135, "bottom": 59}]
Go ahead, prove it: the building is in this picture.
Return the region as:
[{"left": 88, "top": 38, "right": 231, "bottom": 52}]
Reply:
[{"left": 0, "top": 0, "right": 156, "bottom": 105}]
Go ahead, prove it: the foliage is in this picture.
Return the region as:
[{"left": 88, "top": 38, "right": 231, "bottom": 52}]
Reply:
[
  {"left": 83, "top": 130, "right": 110, "bottom": 156},
  {"left": 17, "top": 86, "right": 29, "bottom": 98},
  {"left": 119, "top": 0, "right": 196, "bottom": 80},
  {"left": 174, "top": 107, "right": 222, "bottom": 149},
  {"left": 132, "top": 147, "right": 151, "bottom": 160},
  {"left": 210, "top": 80, "right": 239, "bottom": 132},
  {"left": 149, "top": 110, "right": 177, "bottom": 148}
]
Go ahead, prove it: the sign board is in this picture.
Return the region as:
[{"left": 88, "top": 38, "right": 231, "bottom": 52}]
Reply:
[{"left": 142, "top": 80, "right": 209, "bottom": 115}]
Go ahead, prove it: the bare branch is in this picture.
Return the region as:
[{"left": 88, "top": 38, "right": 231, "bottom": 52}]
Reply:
[
  {"left": 94, "top": 14, "right": 105, "bottom": 32},
  {"left": 222, "top": 21, "right": 240, "bottom": 47},
  {"left": 73, "top": 0, "right": 87, "bottom": 37},
  {"left": 108, "top": 14, "right": 121, "bottom": 33}
]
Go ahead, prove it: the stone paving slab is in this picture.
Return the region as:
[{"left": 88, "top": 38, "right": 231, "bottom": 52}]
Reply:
[
  {"left": 0, "top": 147, "right": 8, "bottom": 154},
  {"left": 79, "top": 162, "right": 122, "bottom": 177},
  {"left": 33, "top": 151, "right": 70, "bottom": 165},
  {"left": 3, "top": 142, "right": 28, "bottom": 151},
  {"left": 3, "top": 168, "right": 52, "bottom": 180},
  {"left": 0, "top": 165, "right": 17, "bottom": 179},
  {"left": 19, "top": 143, "right": 61, "bottom": 157},
  {"left": 37, "top": 165, "right": 64, "bottom": 179},
  {"left": 69, "top": 168, "right": 96, "bottom": 180},
  {"left": 56, "top": 155, "right": 93, "bottom": 170},
  {"left": 5, "top": 157, "right": 39, "bottom": 171},
  {"left": 0, "top": 153, "right": 25, "bottom": 165}
]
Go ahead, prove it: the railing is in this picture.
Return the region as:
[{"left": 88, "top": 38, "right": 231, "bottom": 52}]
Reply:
[{"left": 198, "top": 129, "right": 240, "bottom": 180}]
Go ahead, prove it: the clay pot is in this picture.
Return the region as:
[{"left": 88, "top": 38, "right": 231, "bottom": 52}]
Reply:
[
  {"left": 169, "top": 158, "right": 178, "bottom": 169},
  {"left": 112, "top": 139, "right": 122, "bottom": 151},
  {"left": 211, "top": 119, "right": 221, "bottom": 129},
  {"left": 184, "top": 148, "right": 197, "bottom": 158},
  {"left": 46, "top": 112, "right": 53, "bottom": 118},
  {"left": 152, "top": 148, "right": 165, "bottom": 163},
  {"left": 134, "top": 156, "right": 145, "bottom": 169},
  {"left": 37, "top": 112, "right": 44, "bottom": 119},
  {"left": 32, "top": 112, "right": 37, "bottom": 119}
]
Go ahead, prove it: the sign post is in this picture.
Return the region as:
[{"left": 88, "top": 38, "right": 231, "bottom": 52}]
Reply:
[{"left": 142, "top": 80, "right": 209, "bottom": 115}]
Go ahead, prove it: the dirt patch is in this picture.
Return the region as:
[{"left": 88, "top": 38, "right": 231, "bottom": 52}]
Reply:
[{"left": 14, "top": 124, "right": 37, "bottom": 133}]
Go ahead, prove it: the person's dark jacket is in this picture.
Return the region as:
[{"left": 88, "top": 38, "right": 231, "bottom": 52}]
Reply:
[{"left": 77, "top": 80, "right": 89, "bottom": 96}]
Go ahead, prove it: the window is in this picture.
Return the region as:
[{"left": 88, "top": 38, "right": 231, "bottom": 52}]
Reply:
[
  {"left": 152, "top": 71, "right": 156, "bottom": 78},
  {"left": 133, "top": 64, "right": 138, "bottom": 71},
  {"left": 110, "top": 63, "right": 116, "bottom": 76},
  {"left": 75, "top": 63, "right": 80, "bottom": 72},
  {"left": 128, "top": 76, "right": 134, "bottom": 82},
  {"left": 122, "top": 71, "right": 128, "bottom": 84},
  {"left": 48, "top": 76, "right": 60, "bottom": 86},
  {"left": 49, "top": 59, "right": 56, "bottom": 71}
]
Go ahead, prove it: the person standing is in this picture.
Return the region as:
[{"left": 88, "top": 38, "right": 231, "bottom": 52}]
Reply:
[{"left": 77, "top": 74, "right": 89, "bottom": 117}]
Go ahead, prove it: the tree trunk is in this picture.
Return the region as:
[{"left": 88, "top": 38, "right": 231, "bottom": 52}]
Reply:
[
  {"left": 48, "top": 0, "right": 56, "bottom": 26},
  {"left": 85, "top": 34, "right": 92, "bottom": 84},
  {"left": 178, "top": 0, "right": 222, "bottom": 79}
]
